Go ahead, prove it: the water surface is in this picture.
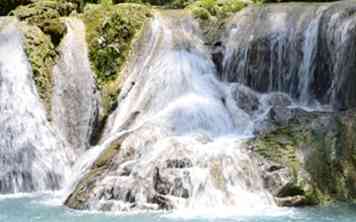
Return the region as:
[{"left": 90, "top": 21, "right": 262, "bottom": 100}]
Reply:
[{"left": 1, "top": 194, "right": 356, "bottom": 222}]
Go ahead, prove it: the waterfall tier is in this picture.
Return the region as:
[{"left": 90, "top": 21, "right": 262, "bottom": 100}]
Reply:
[
  {"left": 51, "top": 18, "right": 99, "bottom": 155},
  {"left": 65, "top": 11, "right": 275, "bottom": 211},
  {"left": 2, "top": 0, "right": 356, "bottom": 213},
  {"left": 222, "top": 1, "right": 356, "bottom": 110},
  {"left": 0, "top": 18, "right": 73, "bottom": 193}
]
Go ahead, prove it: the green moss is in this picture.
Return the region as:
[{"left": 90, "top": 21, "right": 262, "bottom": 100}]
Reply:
[
  {"left": 187, "top": 0, "right": 246, "bottom": 20},
  {"left": 191, "top": 6, "right": 210, "bottom": 19},
  {"left": 167, "top": 0, "right": 195, "bottom": 9},
  {"left": 19, "top": 23, "right": 56, "bottom": 114},
  {"left": 95, "top": 142, "right": 121, "bottom": 168},
  {"left": 10, "top": 0, "right": 82, "bottom": 113},
  {"left": 185, "top": 0, "right": 246, "bottom": 47},
  {"left": 252, "top": 123, "right": 339, "bottom": 204},
  {"left": 82, "top": 3, "right": 152, "bottom": 119},
  {"left": 9, "top": 0, "right": 91, "bottom": 114},
  {"left": 10, "top": 1, "right": 71, "bottom": 45},
  {"left": 253, "top": 127, "right": 302, "bottom": 174},
  {"left": 250, "top": 112, "right": 356, "bottom": 205},
  {"left": 65, "top": 139, "right": 122, "bottom": 209}
]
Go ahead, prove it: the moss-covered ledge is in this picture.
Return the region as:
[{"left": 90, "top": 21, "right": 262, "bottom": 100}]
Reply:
[
  {"left": 248, "top": 110, "right": 356, "bottom": 206},
  {"left": 10, "top": 1, "right": 77, "bottom": 46},
  {"left": 81, "top": 3, "right": 152, "bottom": 122},
  {"left": 9, "top": 0, "right": 81, "bottom": 114},
  {"left": 9, "top": 0, "right": 87, "bottom": 114},
  {"left": 19, "top": 23, "right": 56, "bottom": 113}
]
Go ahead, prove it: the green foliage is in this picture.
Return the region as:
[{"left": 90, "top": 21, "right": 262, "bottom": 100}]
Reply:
[
  {"left": 191, "top": 6, "right": 210, "bottom": 19},
  {"left": 100, "top": 0, "right": 113, "bottom": 6},
  {"left": 188, "top": 0, "right": 246, "bottom": 20},
  {"left": 10, "top": 0, "right": 76, "bottom": 113},
  {"left": 10, "top": 1, "right": 82, "bottom": 45},
  {"left": 8, "top": 0, "right": 87, "bottom": 113},
  {"left": 82, "top": 3, "right": 151, "bottom": 118},
  {"left": 168, "top": 0, "right": 195, "bottom": 8},
  {"left": 20, "top": 24, "right": 56, "bottom": 114}
]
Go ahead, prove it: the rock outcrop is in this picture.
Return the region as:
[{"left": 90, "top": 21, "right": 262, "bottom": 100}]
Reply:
[
  {"left": 249, "top": 110, "right": 356, "bottom": 206},
  {"left": 222, "top": 0, "right": 356, "bottom": 110}
]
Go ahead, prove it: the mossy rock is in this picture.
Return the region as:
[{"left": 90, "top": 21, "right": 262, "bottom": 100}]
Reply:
[
  {"left": 250, "top": 110, "right": 356, "bottom": 205},
  {"left": 186, "top": 0, "right": 246, "bottom": 47},
  {"left": 19, "top": 23, "right": 56, "bottom": 114},
  {"left": 10, "top": 1, "right": 83, "bottom": 113},
  {"left": 10, "top": 1, "right": 73, "bottom": 46},
  {"left": 82, "top": 3, "right": 152, "bottom": 121},
  {"left": 65, "top": 139, "right": 123, "bottom": 209}
]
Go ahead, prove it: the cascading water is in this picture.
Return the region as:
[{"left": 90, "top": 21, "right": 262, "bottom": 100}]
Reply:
[
  {"left": 221, "top": 1, "right": 356, "bottom": 110},
  {"left": 0, "top": 18, "right": 73, "bottom": 193},
  {"left": 65, "top": 11, "right": 277, "bottom": 212},
  {"left": 51, "top": 18, "right": 99, "bottom": 156},
  {"left": 2, "top": 0, "right": 356, "bottom": 216}
]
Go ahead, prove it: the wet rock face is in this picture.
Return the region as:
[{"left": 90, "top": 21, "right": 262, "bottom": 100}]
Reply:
[
  {"left": 250, "top": 110, "right": 356, "bottom": 206},
  {"left": 65, "top": 135, "right": 195, "bottom": 211},
  {"left": 222, "top": 1, "right": 356, "bottom": 110},
  {"left": 231, "top": 83, "right": 260, "bottom": 114}
]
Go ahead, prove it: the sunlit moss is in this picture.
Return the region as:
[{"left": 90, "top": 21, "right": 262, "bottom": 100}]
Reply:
[{"left": 82, "top": 3, "right": 152, "bottom": 119}]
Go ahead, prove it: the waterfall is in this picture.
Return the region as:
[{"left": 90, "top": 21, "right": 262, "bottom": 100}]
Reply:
[
  {"left": 2, "top": 0, "right": 356, "bottom": 213},
  {"left": 51, "top": 18, "right": 99, "bottom": 156},
  {"left": 65, "top": 11, "right": 275, "bottom": 211},
  {"left": 221, "top": 1, "right": 356, "bottom": 110},
  {"left": 0, "top": 18, "right": 73, "bottom": 193}
]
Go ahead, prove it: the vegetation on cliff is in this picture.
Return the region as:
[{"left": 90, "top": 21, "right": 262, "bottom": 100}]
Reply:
[
  {"left": 10, "top": 0, "right": 79, "bottom": 113},
  {"left": 19, "top": 24, "right": 56, "bottom": 113},
  {"left": 185, "top": 0, "right": 247, "bottom": 49},
  {"left": 81, "top": 2, "right": 151, "bottom": 122},
  {"left": 188, "top": 0, "right": 246, "bottom": 20},
  {"left": 5, "top": 0, "right": 98, "bottom": 114},
  {"left": 3, "top": 0, "right": 355, "bottom": 210}
]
